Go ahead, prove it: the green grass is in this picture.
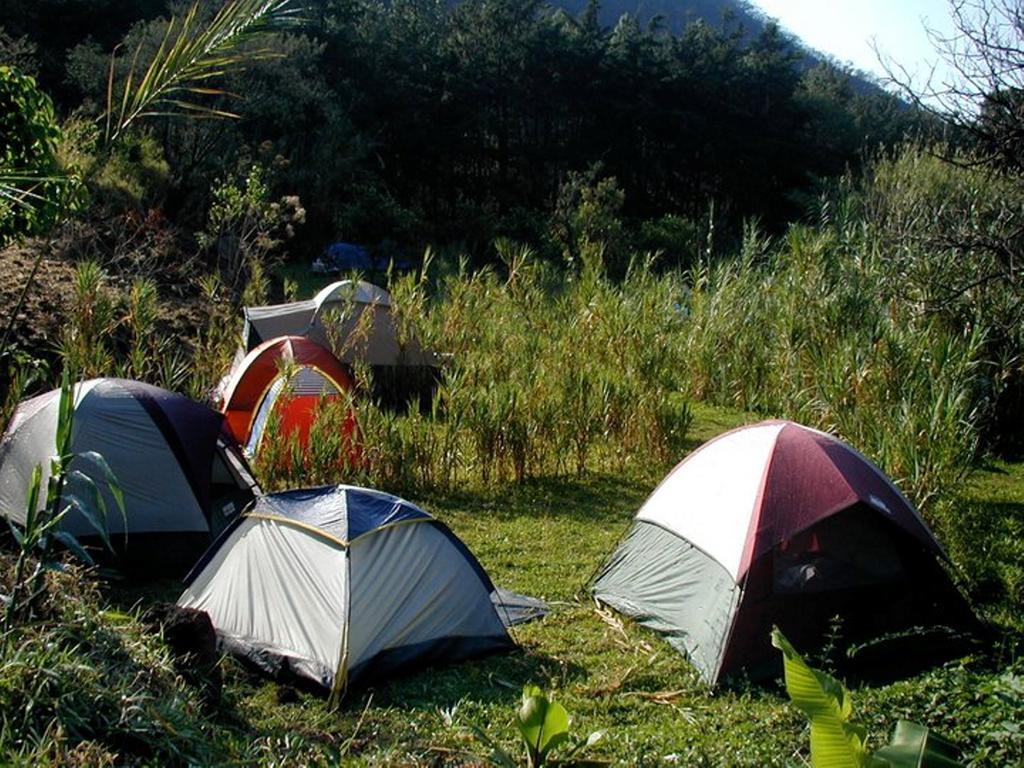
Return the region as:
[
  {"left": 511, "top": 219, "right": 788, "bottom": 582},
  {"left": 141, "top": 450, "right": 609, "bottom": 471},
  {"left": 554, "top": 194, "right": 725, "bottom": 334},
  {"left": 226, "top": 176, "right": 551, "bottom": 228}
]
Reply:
[
  {"left": 7, "top": 404, "right": 1015, "bottom": 766},
  {"left": 952, "top": 459, "right": 1024, "bottom": 627},
  {"left": 215, "top": 438, "right": 812, "bottom": 766},
  {"left": 286, "top": 419, "right": 1018, "bottom": 767},
  {"left": 274, "top": 260, "right": 325, "bottom": 301},
  {"left": 274, "top": 263, "right": 393, "bottom": 303}
]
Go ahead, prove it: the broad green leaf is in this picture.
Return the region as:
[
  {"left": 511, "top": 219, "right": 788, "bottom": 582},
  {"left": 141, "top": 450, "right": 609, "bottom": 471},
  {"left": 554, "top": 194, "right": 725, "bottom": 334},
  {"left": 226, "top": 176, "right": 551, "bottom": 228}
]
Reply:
[
  {"left": 55, "top": 370, "right": 76, "bottom": 454},
  {"left": 52, "top": 530, "right": 95, "bottom": 566},
  {"left": 772, "top": 629, "right": 869, "bottom": 768},
  {"left": 75, "top": 450, "right": 126, "bottom": 520},
  {"left": 517, "top": 686, "right": 571, "bottom": 766},
  {"left": 873, "top": 721, "right": 964, "bottom": 768},
  {"left": 21, "top": 463, "right": 43, "bottom": 537},
  {"left": 64, "top": 472, "right": 114, "bottom": 552},
  {"left": 5, "top": 518, "right": 24, "bottom": 546}
]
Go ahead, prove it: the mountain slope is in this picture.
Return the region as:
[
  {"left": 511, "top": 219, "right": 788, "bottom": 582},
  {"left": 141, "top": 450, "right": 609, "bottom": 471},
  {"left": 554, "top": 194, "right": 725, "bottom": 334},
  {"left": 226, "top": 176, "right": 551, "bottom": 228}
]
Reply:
[
  {"left": 548, "top": 0, "right": 769, "bottom": 36},
  {"left": 546, "top": 0, "right": 884, "bottom": 94}
]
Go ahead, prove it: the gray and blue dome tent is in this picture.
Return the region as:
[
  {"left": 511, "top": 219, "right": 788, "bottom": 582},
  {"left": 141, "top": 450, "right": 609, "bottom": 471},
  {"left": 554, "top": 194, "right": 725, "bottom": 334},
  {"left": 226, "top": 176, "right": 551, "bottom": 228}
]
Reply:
[
  {"left": 178, "top": 485, "right": 517, "bottom": 697},
  {"left": 241, "top": 280, "right": 428, "bottom": 366},
  {"left": 0, "top": 378, "right": 257, "bottom": 570},
  {"left": 235, "top": 280, "right": 439, "bottom": 409}
]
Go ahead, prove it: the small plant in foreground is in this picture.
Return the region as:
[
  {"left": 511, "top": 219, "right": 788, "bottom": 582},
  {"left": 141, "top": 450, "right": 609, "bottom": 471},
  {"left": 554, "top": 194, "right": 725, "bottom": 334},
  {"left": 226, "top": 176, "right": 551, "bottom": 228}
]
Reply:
[
  {"left": 2, "top": 370, "right": 123, "bottom": 631},
  {"left": 468, "top": 684, "right": 603, "bottom": 767},
  {"left": 772, "top": 628, "right": 965, "bottom": 767}
]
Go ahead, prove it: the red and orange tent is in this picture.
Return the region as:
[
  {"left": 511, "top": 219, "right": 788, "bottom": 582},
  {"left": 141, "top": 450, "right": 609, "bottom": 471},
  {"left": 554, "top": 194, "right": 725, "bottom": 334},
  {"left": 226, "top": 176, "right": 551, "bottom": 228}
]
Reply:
[{"left": 219, "top": 336, "right": 358, "bottom": 456}]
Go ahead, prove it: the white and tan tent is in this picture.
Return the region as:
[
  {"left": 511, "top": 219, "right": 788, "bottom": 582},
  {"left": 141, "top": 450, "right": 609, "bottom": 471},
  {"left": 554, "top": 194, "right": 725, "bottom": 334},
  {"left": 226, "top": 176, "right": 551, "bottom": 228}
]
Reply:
[
  {"left": 178, "top": 485, "right": 515, "bottom": 696},
  {"left": 242, "top": 280, "right": 433, "bottom": 367}
]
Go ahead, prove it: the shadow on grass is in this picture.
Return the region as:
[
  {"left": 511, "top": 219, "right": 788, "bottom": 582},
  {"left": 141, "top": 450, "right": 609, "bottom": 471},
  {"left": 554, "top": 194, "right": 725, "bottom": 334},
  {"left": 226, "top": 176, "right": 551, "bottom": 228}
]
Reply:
[
  {"left": 975, "top": 458, "right": 1011, "bottom": 475},
  {"left": 362, "top": 645, "right": 583, "bottom": 712},
  {"left": 948, "top": 497, "right": 1024, "bottom": 618},
  {"left": 95, "top": 572, "right": 190, "bottom": 642},
  {"left": 0, "top": 597, "right": 253, "bottom": 765},
  {"left": 95, "top": 568, "right": 576, "bottom": 721}
]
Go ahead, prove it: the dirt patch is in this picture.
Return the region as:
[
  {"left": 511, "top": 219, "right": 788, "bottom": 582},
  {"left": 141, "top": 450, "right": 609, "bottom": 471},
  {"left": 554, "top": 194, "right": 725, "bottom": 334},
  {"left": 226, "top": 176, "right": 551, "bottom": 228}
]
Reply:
[
  {"left": 0, "top": 237, "right": 218, "bottom": 377},
  {"left": 0, "top": 242, "right": 76, "bottom": 360}
]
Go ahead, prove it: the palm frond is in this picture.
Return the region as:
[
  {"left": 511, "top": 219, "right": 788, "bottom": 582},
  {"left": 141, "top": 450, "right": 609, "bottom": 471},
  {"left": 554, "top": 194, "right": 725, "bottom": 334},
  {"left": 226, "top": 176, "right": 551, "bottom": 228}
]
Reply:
[
  {"left": 103, "top": 0, "right": 302, "bottom": 146},
  {"left": 0, "top": 168, "right": 71, "bottom": 212}
]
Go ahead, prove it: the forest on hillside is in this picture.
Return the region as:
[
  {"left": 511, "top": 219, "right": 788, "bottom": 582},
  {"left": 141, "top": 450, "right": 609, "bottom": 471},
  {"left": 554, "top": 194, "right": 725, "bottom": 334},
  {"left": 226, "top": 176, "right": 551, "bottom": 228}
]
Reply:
[{"left": 3, "top": 0, "right": 923, "bottom": 265}]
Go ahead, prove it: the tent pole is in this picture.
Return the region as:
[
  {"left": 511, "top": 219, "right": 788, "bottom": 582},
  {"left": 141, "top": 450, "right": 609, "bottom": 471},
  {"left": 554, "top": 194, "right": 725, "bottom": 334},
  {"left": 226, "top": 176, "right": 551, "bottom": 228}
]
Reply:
[{"left": 328, "top": 548, "right": 352, "bottom": 709}]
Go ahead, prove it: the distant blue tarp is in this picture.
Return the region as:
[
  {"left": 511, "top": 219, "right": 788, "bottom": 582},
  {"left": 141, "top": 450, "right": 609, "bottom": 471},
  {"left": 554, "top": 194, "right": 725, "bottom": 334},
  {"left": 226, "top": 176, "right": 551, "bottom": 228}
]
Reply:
[
  {"left": 314, "top": 242, "right": 374, "bottom": 272},
  {"left": 313, "top": 242, "right": 413, "bottom": 274}
]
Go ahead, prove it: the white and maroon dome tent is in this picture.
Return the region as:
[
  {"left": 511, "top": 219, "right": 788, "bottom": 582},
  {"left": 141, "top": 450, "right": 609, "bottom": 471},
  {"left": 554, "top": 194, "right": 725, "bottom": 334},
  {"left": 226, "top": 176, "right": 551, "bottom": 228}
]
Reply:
[{"left": 591, "top": 420, "right": 978, "bottom": 685}]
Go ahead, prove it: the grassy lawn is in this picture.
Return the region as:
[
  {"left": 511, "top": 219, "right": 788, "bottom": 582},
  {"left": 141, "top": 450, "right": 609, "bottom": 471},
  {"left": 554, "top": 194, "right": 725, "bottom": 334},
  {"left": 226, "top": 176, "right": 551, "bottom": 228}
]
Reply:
[
  {"left": 275, "top": 261, "right": 327, "bottom": 301},
  {"left": 158, "top": 403, "right": 1019, "bottom": 766},
  {"left": 5, "top": 402, "right": 1017, "bottom": 765}
]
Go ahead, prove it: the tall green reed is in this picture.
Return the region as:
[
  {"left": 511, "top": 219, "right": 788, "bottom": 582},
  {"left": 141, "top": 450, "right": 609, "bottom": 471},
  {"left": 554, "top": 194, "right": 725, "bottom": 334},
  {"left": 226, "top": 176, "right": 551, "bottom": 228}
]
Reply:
[
  {"left": 253, "top": 245, "right": 695, "bottom": 493},
  {"left": 53, "top": 261, "right": 240, "bottom": 399},
  {"left": 185, "top": 273, "right": 240, "bottom": 400},
  {"left": 55, "top": 261, "right": 116, "bottom": 378},
  {"left": 680, "top": 222, "right": 986, "bottom": 520}
]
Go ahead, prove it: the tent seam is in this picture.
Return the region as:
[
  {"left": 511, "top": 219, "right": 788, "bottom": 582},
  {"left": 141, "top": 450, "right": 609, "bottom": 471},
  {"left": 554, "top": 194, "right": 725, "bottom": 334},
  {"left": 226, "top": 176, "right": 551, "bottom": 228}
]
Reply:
[
  {"left": 246, "top": 513, "right": 351, "bottom": 548},
  {"left": 329, "top": 548, "right": 351, "bottom": 705}
]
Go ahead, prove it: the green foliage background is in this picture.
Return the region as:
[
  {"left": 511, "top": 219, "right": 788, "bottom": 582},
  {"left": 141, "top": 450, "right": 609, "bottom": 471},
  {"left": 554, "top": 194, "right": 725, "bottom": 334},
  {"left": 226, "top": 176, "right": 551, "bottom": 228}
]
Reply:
[
  {"left": 4, "top": 0, "right": 924, "bottom": 256},
  {"left": 0, "top": 2, "right": 1022, "bottom": 766},
  {"left": 0, "top": 67, "right": 67, "bottom": 245}
]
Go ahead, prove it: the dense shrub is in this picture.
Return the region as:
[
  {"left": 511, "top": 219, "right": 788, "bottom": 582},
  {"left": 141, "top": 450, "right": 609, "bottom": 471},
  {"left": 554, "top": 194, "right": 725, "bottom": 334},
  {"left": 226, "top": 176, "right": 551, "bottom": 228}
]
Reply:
[
  {"left": 0, "top": 66, "right": 70, "bottom": 245},
  {"left": 837, "top": 147, "right": 1024, "bottom": 455}
]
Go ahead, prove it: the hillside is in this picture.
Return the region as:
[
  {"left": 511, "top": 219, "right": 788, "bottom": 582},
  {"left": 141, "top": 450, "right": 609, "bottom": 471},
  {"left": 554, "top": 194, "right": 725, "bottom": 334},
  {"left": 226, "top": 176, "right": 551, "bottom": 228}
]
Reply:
[
  {"left": 548, "top": 0, "right": 885, "bottom": 94},
  {"left": 550, "top": 0, "right": 769, "bottom": 36}
]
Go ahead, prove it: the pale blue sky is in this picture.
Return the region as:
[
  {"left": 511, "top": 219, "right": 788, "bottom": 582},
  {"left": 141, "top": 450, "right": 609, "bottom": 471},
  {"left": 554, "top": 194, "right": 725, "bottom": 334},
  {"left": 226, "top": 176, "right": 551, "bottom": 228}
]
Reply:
[{"left": 751, "top": 1, "right": 958, "bottom": 84}]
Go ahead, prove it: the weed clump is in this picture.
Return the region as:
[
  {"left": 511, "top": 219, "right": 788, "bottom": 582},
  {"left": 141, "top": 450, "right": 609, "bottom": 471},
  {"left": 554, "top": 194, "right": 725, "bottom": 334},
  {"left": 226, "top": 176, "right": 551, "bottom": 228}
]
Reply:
[
  {"left": 255, "top": 246, "right": 694, "bottom": 493},
  {"left": 0, "top": 564, "right": 220, "bottom": 765}
]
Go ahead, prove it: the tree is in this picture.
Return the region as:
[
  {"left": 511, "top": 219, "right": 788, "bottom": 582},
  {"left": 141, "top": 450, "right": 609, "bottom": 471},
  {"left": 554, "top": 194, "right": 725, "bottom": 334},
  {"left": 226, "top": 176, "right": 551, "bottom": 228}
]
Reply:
[
  {"left": 877, "top": 2, "right": 1024, "bottom": 454},
  {"left": 882, "top": 0, "right": 1024, "bottom": 173},
  {"left": 797, "top": 61, "right": 931, "bottom": 182},
  {"left": 877, "top": 1, "right": 1024, "bottom": 292},
  {"left": 100, "top": 0, "right": 302, "bottom": 147},
  {"left": 0, "top": 0, "right": 167, "bottom": 105},
  {"left": 0, "top": 27, "right": 39, "bottom": 77},
  {"left": 2, "top": 1, "right": 301, "bottom": 244},
  {"left": 197, "top": 163, "right": 305, "bottom": 295},
  {"left": 0, "top": 66, "right": 71, "bottom": 246},
  {"left": 1, "top": 1, "right": 302, "bottom": 365}
]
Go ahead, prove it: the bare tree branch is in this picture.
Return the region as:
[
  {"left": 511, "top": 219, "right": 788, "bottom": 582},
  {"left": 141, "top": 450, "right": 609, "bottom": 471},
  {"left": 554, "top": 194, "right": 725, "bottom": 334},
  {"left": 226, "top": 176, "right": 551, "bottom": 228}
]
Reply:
[{"left": 879, "top": 2, "right": 1024, "bottom": 169}]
